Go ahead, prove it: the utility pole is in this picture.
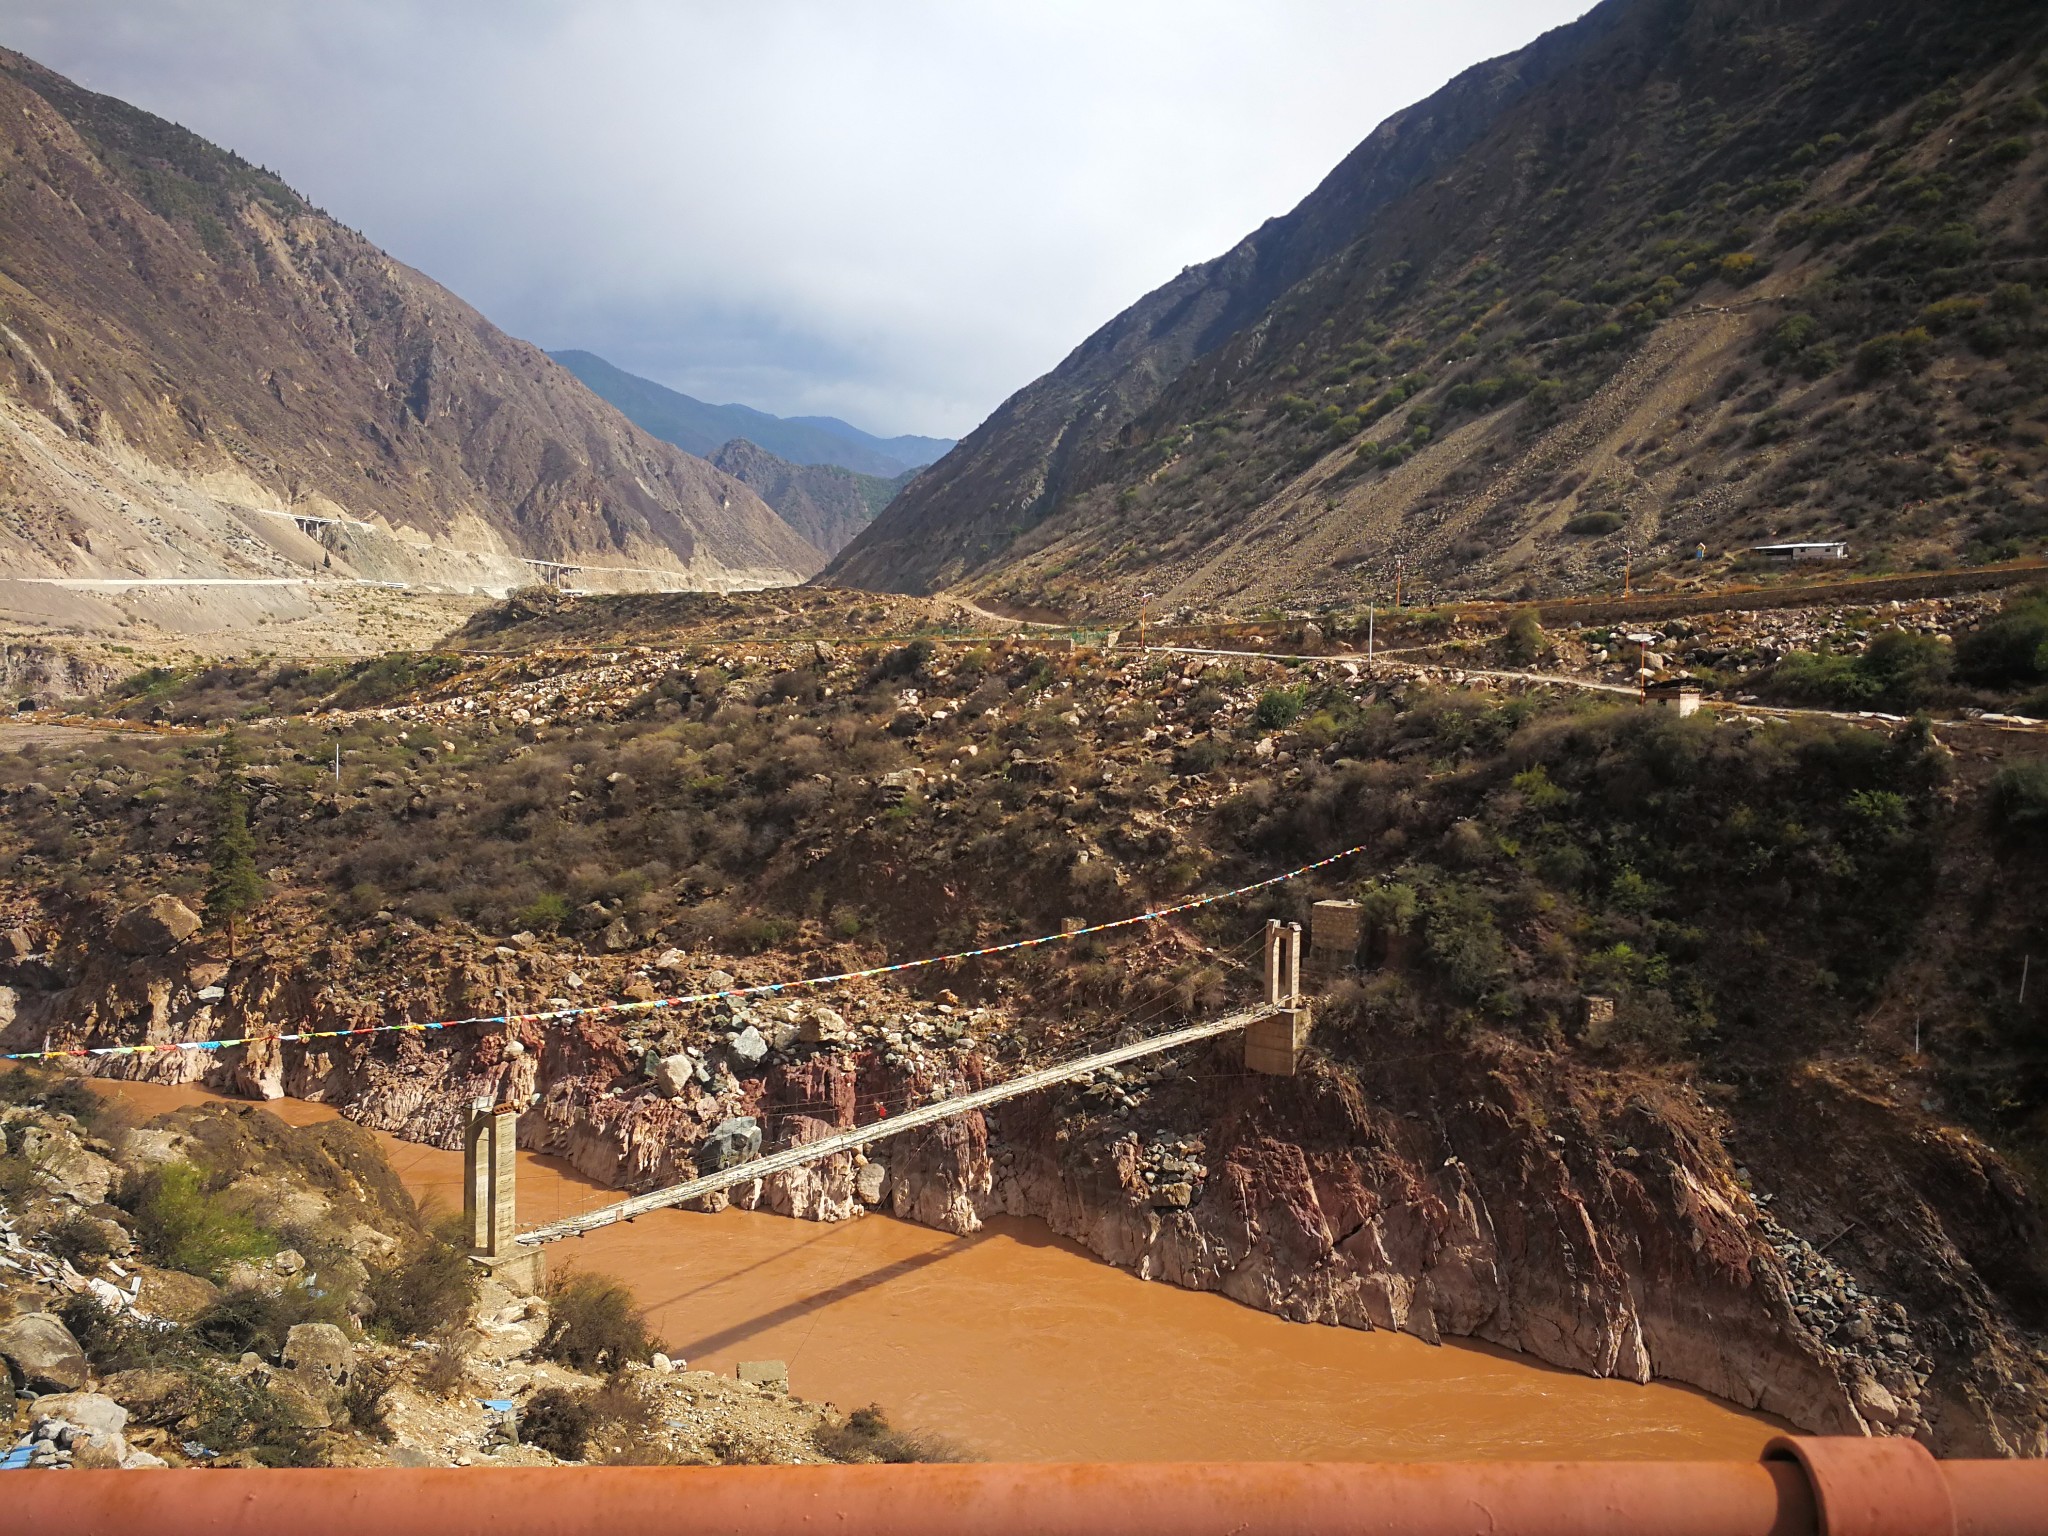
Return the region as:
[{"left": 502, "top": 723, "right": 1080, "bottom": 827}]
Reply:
[
  {"left": 1366, "top": 603, "right": 1375, "bottom": 665},
  {"left": 1624, "top": 543, "right": 1634, "bottom": 599},
  {"left": 1137, "top": 590, "right": 1153, "bottom": 653},
  {"left": 1394, "top": 556, "right": 1405, "bottom": 610},
  {"left": 333, "top": 738, "right": 341, "bottom": 791}
]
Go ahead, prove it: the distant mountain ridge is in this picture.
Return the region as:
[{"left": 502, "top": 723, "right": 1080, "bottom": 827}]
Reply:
[
  {"left": 710, "top": 439, "right": 913, "bottom": 556},
  {"left": 550, "top": 350, "right": 951, "bottom": 477},
  {"left": 0, "top": 47, "right": 822, "bottom": 619}
]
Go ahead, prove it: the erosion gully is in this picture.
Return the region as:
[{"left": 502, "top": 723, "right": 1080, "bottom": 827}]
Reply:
[{"left": 96, "top": 1079, "right": 1781, "bottom": 1463}]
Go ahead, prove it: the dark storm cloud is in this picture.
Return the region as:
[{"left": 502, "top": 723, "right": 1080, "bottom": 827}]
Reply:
[{"left": 1, "top": 1, "right": 1590, "bottom": 437}]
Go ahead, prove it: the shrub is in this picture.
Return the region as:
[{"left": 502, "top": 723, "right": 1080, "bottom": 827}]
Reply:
[
  {"left": 418, "top": 1329, "right": 473, "bottom": 1398},
  {"left": 44, "top": 1212, "right": 119, "bottom": 1267},
  {"left": 1503, "top": 610, "right": 1545, "bottom": 664},
  {"left": 1563, "top": 511, "right": 1623, "bottom": 536},
  {"left": 121, "top": 1161, "right": 278, "bottom": 1278},
  {"left": 1768, "top": 630, "right": 1949, "bottom": 710},
  {"left": 814, "top": 1404, "right": 971, "bottom": 1464},
  {"left": 1990, "top": 762, "right": 2048, "bottom": 838},
  {"left": 540, "top": 1269, "right": 659, "bottom": 1372},
  {"left": 1854, "top": 327, "right": 1934, "bottom": 382},
  {"left": 366, "top": 1226, "right": 478, "bottom": 1340},
  {"left": 1955, "top": 595, "right": 2048, "bottom": 689},
  {"left": 1716, "top": 252, "right": 1763, "bottom": 284},
  {"left": 521, "top": 1385, "right": 597, "bottom": 1461},
  {"left": 1254, "top": 688, "right": 1307, "bottom": 730},
  {"left": 1423, "top": 880, "right": 1508, "bottom": 1004},
  {"left": 1358, "top": 881, "right": 1419, "bottom": 934}
]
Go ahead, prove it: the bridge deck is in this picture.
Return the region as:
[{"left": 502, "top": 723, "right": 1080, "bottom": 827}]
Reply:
[{"left": 516, "top": 1002, "right": 1281, "bottom": 1247}]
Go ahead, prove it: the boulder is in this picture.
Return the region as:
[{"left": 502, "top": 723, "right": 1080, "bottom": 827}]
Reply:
[
  {"left": 855, "top": 1162, "right": 890, "bottom": 1207},
  {"left": 111, "top": 896, "right": 202, "bottom": 956},
  {"left": 0, "top": 928, "right": 32, "bottom": 960},
  {"left": 649, "top": 1053, "right": 696, "bottom": 1099},
  {"left": 801, "top": 1006, "right": 849, "bottom": 1046},
  {"left": 98, "top": 1368, "right": 199, "bottom": 1427},
  {"left": 698, "top": 1116, "right": 762, "bottom": 1172},
  {"left": 730, "top": 1025, "right": 769, "bottom": 1067},
  {"left": 34, "top": 1391, "right": 130, "bottom": 1468},
  {"left": 281, "top": 1323, "right": 353, "bottom": 1391},
  {"left": 32, "top": 1127, "right": 118, "bottom": 1204},
  {"left": 0, "top": 1312, "right": 89, "bottom": 1392},
  {"left": 136, "top": 1266, "right": 220, "bottom": 1322}
]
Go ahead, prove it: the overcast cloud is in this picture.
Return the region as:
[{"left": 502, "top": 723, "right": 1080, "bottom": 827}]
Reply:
[{"left": 2, "top": 1, "right": 1590, "bottom": 438}]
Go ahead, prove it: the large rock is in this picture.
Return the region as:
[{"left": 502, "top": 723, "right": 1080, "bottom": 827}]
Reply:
[
  {"left": 111, "top": 896, "right": 201, "bottom": 956},
  {"left": 0, "top": 1312, "right": 89, "bottom": 1392},
  {"left": 135, "top": 1266, "right": 220, "bottom": 1323},
  {"left": 282, "top": 1322, "right": 354, "bottom": 1391},
  {"left": 699, "top": 1116, "right": 762, "bottom": 1172},
  {"left": 648, "top": 1052, "right": 697, "bottom": 1099},
  {"left": 33, "top": 1390, "right": 137, "bottom": 1468},
  {"left": 730, "top": 1025, "right": 769, "bottom": 1067}
]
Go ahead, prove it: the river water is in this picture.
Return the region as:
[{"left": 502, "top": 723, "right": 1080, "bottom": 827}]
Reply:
[{"left": 96, "top": 1080, "right": 1783, "bottom": 1462}]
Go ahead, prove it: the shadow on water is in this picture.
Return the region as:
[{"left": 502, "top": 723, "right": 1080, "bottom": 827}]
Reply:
[{"left": 660, "top": 1227, "right": 999, "bottom": 1361}]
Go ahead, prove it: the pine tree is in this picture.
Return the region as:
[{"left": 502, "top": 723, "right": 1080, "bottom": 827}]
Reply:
[{"left": 205, "top": 730, "right": 264, "bottom": 956}]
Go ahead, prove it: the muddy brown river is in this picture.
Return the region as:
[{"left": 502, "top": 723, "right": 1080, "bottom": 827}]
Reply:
[{"left": 97, "top": 1080, "right": 1783, "bottom": 1462}]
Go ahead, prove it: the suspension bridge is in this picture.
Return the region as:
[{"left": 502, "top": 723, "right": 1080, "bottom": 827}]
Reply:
[{"left": 462, "top": 916, "right": 1336, "bottom": 1278}]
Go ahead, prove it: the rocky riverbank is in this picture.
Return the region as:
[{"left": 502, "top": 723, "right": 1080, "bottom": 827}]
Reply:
[{"left": 9, "top": 909, "right": 2033, "bottom": 1455}]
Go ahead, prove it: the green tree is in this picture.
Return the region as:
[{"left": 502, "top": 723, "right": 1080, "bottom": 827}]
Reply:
[{"left": 205, "top": 731, "right": 264, "bottom": 955}]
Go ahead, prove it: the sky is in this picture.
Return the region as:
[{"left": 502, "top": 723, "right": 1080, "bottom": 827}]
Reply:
[{"left": 1, "top": 1, "right": 1591, "bottom": 440}]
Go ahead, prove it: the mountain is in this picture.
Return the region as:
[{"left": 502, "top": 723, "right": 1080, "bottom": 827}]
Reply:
[
  {"left": 708, "top": 439, "right": 914, "bottom": 556},
  {"left": 784, "top": 415, "right": 954, "bottom": 470},
  {"left": 551, "top": 350, "right": 952, "bottom": 477},
  {"left": 0, "top": 48, "right": 822, "bottom": 630},
  {"left": 829, "top": 0, "right": 2048, "bottom": 613}
]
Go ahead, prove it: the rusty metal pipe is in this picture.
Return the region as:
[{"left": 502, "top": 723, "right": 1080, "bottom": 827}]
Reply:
[{"left": 12, "top": 1441, "right": 2045, "bottom": 1536}]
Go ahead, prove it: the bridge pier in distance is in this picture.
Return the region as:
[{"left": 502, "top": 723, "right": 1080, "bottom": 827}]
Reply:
[
  {"left": 1246, "top": 920, "right": 1311, "bottom": 1075},
  {"left": 464, "top": 1098, "right": 544, "bottom": 1292}
]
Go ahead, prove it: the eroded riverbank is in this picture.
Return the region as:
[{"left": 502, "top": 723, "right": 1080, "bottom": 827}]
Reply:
[{"left": 95, "top": 1079, "right": 1783, "bottom": 1462}]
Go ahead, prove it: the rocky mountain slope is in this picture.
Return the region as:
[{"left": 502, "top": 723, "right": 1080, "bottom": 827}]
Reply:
[
  {"left": 710, "top": 439, "right": 913, "bottom": 557},
  {"left": 829, "top": 0, "right": 2048, "bottom": 614},
  {"left": 0, "top": 49, "right": 823, "bottom": 625},
  {"left": 552, "top": 351, "right": 950, "bottom": 478}
]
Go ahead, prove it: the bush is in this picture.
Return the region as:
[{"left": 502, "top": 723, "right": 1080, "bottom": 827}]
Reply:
[
  {"left": 1990, "top": 762, "right": 2048, "bottom": 838},
  {"left": 1423, "top": 881, "right": 1508, "bottom": 1005},
  {"left": 44, "top": 1212, "right": 119, "bottom": 1267},
  {"left": 1768, "top": 629, "right": 1950, "bottom": 710},
  {"left": 1854, "top": 327, "right": 1934, "bottom": 382},
  {"left": 1358, "top": 881, "right": 1419, "bottom": 933},
  {"left": 1254, "top": 688, "right": 1307, "bottom": 730},
  {"left": 366, "top": 1227, "right": 478, "bottom": 1340},
  {"left": 121, "top": 1161, "right": 278, "bottom": 1278},
  {"left": 521, "top": 1385, "right": 597, "bottom": 1461},
  {"left": 540, "top": 1269, "right": 659, "bottom": 1372},
  {"left": 814, "top": 1404, "right": 971, "bottom": 1464},
  {"left": 1503, "top": 610, "right": 1545, "bottom": 664},
  {"left": 1563, "top": 511, "right": 1623, "bottom": 536},
  {"left": 1956, "top": 595, "right": 2048, "bottom": 689}
]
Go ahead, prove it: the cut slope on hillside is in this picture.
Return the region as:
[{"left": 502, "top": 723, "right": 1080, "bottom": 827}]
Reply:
[
  {"left": 710, "top": 438, "right": 912, "bottom": 555},
  {"left": 0, "top": 48, "right": 822, "bottom": 619},
  {"left": 831, "top": 0, "right": 2048, "bottom": 616},
  {"left": 552, "top": 351, "right": 950, "bottom": 477}
]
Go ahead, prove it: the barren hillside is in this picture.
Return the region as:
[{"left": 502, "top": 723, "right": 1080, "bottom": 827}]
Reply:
[
  {"left": 0, "top": 49, "right": 822, "bottom": 642},
  {"left": 830, "top": 0, "right": 2048, "bottom": 616}
]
